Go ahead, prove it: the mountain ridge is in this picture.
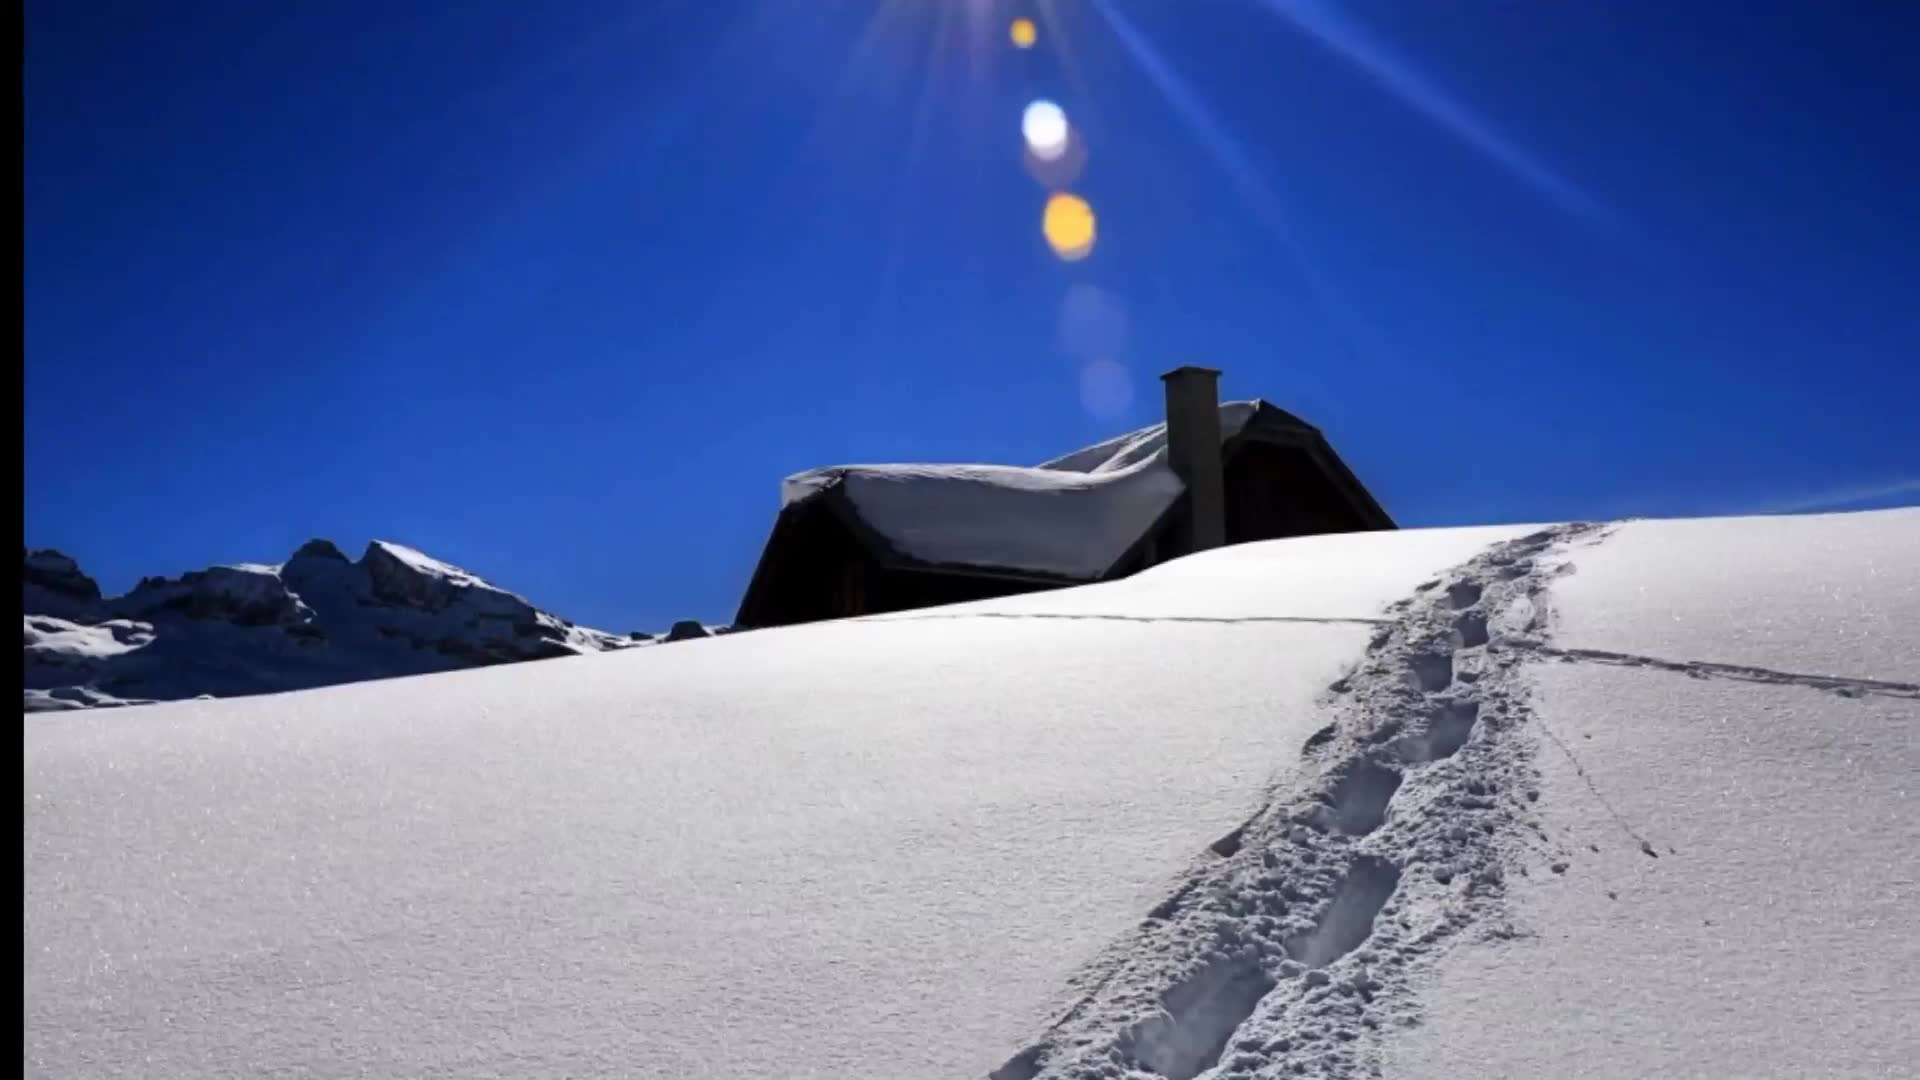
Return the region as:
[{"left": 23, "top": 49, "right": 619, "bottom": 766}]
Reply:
[{"left": 21, "top": 538, "right": 700, "bottom": 712}]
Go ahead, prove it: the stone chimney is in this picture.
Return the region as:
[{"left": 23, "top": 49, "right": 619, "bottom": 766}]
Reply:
[{"left": 1160, "top": 365, "right": 1226, "bottom": 553}]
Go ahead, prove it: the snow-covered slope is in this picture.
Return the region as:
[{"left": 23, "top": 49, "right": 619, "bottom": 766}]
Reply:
[
  {"left": 23, "top": 509, "right": 1920, "bottom": 1080},
  {"left": 1375, "top": 512, "right": 1920, "bottom": 1080},
  {"left": 22, "top": 540, "right": 642, "bottom": 712}
]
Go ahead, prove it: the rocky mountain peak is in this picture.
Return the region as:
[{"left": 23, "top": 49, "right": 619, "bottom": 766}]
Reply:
[
  {"left": 24, "top": 549, "right": 102, "bottom": 603},
  {"left": 289, "top": 538, "right": 349, "bottom": 563}
]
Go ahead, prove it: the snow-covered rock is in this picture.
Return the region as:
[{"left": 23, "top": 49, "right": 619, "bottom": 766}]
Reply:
[
  {"left": 662, "top": 618, "right": 713, "bottom": 642},
  {"left": 22, "top": 509, "right": 1920, "bottom": 1079},
  {"left": 21, "top": 541, "right": 640, "bottom": 711},
  {"left": 23, "top": 615, "right": 162, "bottom": 714},
  {"left": 118, "top": 563, "right": 317, "bottom": 628}
]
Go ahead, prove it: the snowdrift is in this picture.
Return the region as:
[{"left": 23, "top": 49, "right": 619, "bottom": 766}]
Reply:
[{"left": 23, "top": 509, "right": 1919, "bottom": 1079}]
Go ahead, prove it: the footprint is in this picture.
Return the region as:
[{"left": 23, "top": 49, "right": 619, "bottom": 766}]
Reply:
[
  {"left": 1407, "top": 653, "right": 1454, "bottom": 693},
  {"left": 1317, "top": 758, "right": 1403, "bottom": 836},
  {"left": 1394, "top": 701, "right": 1480, "bottom": 763},
  {"left": 1284, "top": 856, "right": 1401, "bottom": 968},
  {"left": 1491, "top": 595, "right": 1542, "bottom": 639},
  {"left": 1122, "top": 955, "right": 1277, "bottom": 1080}
]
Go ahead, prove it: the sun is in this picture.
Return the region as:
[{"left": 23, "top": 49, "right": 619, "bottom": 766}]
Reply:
[{"left": 1021, "top": 99, "right": 1070, "bottom": 160}]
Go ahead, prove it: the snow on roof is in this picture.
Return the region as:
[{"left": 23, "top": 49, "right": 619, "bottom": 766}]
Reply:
[
  {"left": 25, "top": 509, "right": 1920, "bottom": 1079},
  {"left": 1037, "top": 398, "right": 1262, "bottom": 474},
  {"left": 780, "top": 400, "right": 1264, "bottom": 578},
  {"left": 785, "top": 459, "right": 1184, "bottom": 579}
]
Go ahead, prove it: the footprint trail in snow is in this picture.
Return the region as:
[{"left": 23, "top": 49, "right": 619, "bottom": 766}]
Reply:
[{"left": 990, "top": 522, "right": 1610, "bottom": 1080}]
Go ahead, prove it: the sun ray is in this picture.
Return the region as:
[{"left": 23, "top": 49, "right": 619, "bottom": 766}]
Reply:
[
  {"left": 959, "top": 0, "right": 999, "bottom": 87},
  {"left": 861, "top": 0, "right": 955, "bottom": 344},
  {"left": 792, "top": 0, "right": 928, "bottom": 166},
  {"left": 1034, "top": 0, "right": 1109, "bottom": 138},
  {"left": 1088, "top": 0, "right": 1402, "bottom": 399},
  {"left": 1253, "top": 0, "right": 1611, "bottom": 224}
]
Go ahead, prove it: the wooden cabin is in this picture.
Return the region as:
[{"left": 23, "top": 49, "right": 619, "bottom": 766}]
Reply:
[{"left": 735, "top": 367, "right": 1394, "bottom": 629}]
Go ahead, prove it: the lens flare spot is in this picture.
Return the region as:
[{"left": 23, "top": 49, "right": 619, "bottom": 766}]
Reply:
[
  {"left": 1079, "top": 358, "right": 1134, "bottom": 420},
  {"left": 1059, "top": 283, "right": 1129, "bottom": 359},
  {"left": 1042, "top": 193, "right": 1097, "bottom": 262},
  {"left": 1010, "top": 17, "right": 1038, "bottom": 48},
  {"left": 1022, "top": 99, "right": 1071, "bottom": 162},
  {"left": 1022, "top": 127, "right": 1088, "bottom": 189}
]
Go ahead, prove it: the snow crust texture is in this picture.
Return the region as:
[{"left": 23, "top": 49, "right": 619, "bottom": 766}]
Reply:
[
  {"left": 1377, "top": 510, "right": 1920, "bottom": 1080},
  {"left": 994, "top": 524, "right": 1611, "bottom": 1080},
  {"left": 1550, "top": 510, "right": 1920, "bottom": 682},
  {"left": 1378, "top": 669, "right": 1920, "bottom": 1080},
  {"left": 23, "top": 523, "right": 1525, "bottom": 1080},
  {"left": 23, "top": 510, "right": 1918, "bottom": 1079}
]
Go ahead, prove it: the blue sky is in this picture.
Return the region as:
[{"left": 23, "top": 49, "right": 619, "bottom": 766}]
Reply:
[{"left": 25, "top": 0, "right": 1920, "bottom": 630}]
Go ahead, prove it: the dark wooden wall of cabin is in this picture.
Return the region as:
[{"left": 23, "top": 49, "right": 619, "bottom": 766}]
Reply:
[
  {"left": 737, "top": 501, "right": 877, "bottom": 627},
  {"left": 739, "top": 501, "right": 1069, "bottom": 627},
  {"left": 1224, "top": 441, "right": 1373, "bottom": 543}
]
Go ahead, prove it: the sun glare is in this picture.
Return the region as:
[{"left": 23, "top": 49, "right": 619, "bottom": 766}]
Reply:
[
  {"left": 1009, "top": 17, "right": 1037, "bottom": 49},
  {"left": 1021, "top": 99, "right": 1071, "bottom": 161}
]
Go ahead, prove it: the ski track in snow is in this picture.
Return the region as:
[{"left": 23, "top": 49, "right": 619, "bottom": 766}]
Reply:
[
  {"left": 989, "top": 523, "right": 1612, "bottom": 1080},
  {"left": 870, "top": 612, "right": 1396, "bottom": 629},
  {"left": 1508, "top": 641, "right": 1919, "bottom": 700}
]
